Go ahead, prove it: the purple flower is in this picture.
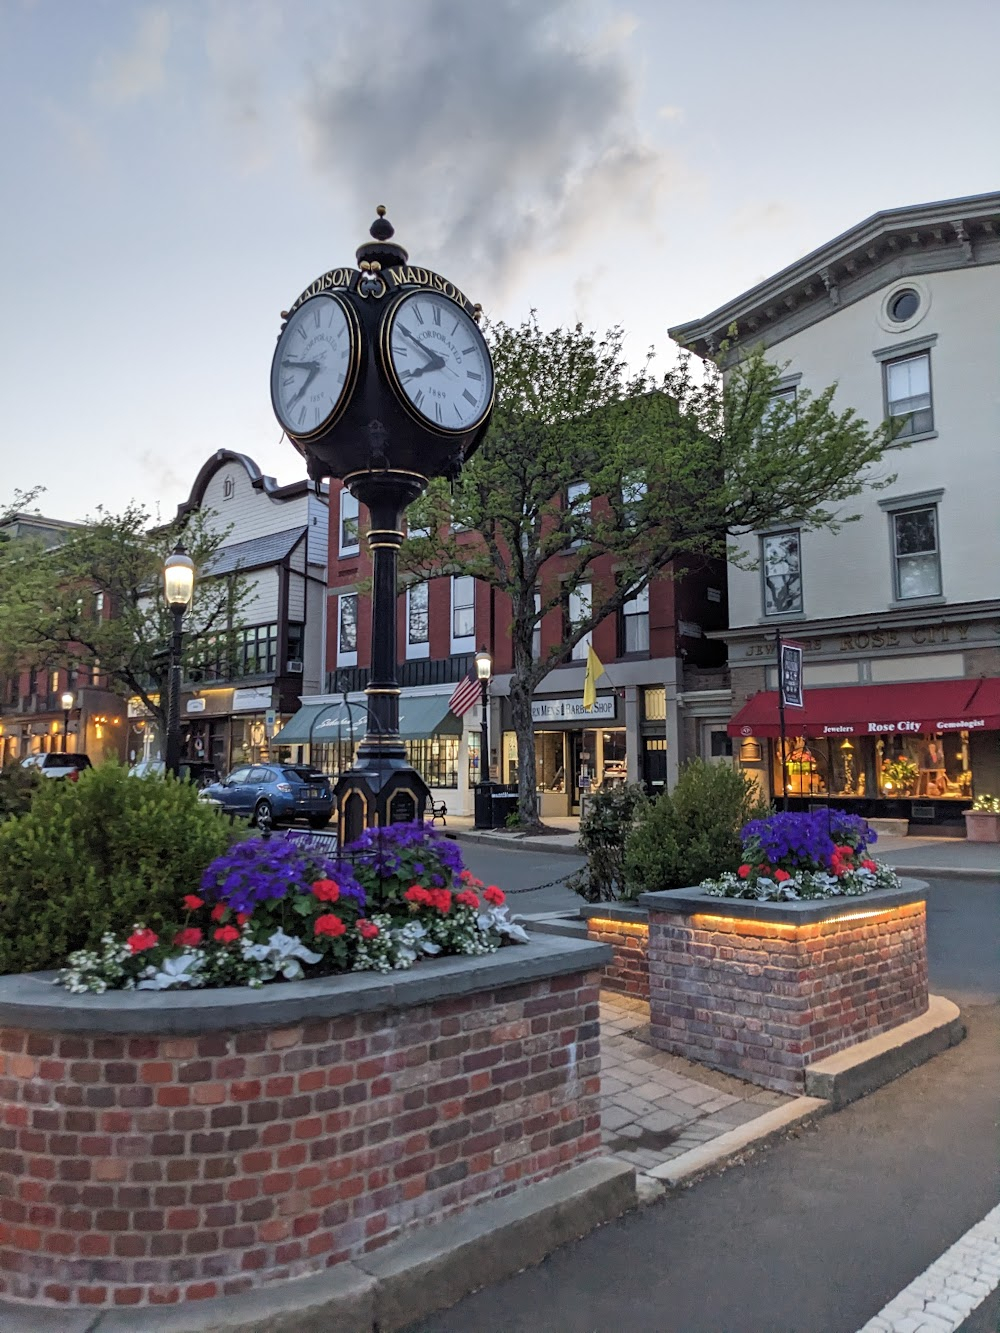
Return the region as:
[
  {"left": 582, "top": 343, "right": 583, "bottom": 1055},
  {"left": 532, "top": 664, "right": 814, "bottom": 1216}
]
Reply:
[
  {"left": 201, "top": 837, "right": 367, "bottom": 916},
  {"left": 739, "top": 809, "right": 875, "bottom": 875}
]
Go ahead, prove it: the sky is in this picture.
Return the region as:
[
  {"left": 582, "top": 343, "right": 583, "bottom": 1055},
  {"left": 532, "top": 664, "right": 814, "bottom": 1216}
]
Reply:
[{"left": 3, "top": 0, "right": 999, "bottom": 522}]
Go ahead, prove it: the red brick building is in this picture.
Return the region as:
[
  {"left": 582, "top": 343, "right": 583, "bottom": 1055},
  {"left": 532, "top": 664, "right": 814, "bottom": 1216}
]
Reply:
[{"left": 280, "top": 481, "right": 731, "bottom": 817}]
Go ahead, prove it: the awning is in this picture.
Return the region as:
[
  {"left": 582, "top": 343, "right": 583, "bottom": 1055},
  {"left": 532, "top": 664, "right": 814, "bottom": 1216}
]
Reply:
[
  {"left": 399, "top": 695, "right": 463, "bottom": 740},
  {"left": 728, "top": 677, "right": 1000, "bottom": 740},
  {"left": 276, "top": 701, "right": 355, "bottom": 746},
  {"left": 277, "top": 695, "right": 463, "bottom": 746}
]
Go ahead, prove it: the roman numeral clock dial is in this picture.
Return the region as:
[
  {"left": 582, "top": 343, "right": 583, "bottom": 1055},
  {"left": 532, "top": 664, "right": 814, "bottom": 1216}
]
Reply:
[
  {"left": 270, "top": 294, "right": 359, "bottom": 440},
  {"left": 384, "top": 290, "right": 493, "bottom": 434}
]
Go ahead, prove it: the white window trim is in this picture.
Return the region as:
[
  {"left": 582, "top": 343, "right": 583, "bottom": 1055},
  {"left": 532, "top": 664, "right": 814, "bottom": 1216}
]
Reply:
[
  {"left": 406, "top": 583, "right": 430, "bottom": 659},
  {"left": 887, "top": 502, "right": 943, "bottom": 605},
  {"left": 450, "top": 575, "right": 475, "bottom": 655},
  {"left": 337, "top": 593, "right": 358, "bottom": 667},
  {"left": 759, "top": 528, "right": 804, "bottom": 619},
  {"left": 568, "top": 582, "right": 592, "bottom": 661},
  {"left": 339, "top": 489, "right": 360, "bottom": 557}
]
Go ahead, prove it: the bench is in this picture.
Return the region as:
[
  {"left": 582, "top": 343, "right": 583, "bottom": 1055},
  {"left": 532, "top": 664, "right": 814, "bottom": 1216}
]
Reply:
[{"left": 430, "top": 800, "right": 447, "bottom": 825}]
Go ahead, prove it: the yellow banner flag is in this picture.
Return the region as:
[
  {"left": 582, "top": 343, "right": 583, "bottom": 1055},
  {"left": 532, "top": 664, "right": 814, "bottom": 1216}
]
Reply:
[{"left": 582, "top": 644, "right": 604, "bottom": 711}]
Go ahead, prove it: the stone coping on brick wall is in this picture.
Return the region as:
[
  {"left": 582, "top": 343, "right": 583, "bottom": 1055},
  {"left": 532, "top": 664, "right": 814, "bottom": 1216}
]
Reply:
[
  {"left": 0, "top": 935, "right": 612, "bottom": 1035},
  {"left": 580, "top": 905, "right": 648, "bottom": 926},
  {"left": 638, "top": 880, "right": 926, "bottom": 925}
]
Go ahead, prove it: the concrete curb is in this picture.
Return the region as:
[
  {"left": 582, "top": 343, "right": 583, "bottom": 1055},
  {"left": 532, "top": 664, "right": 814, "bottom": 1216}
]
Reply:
[
  {"left": 453, "top": 830, "right": 582, "bottom": 856},
  {"left": 805, "top": 993, "right": 966, "bottom": 1108},
  {"left": 883, "top": 864, "right": 999, "bottom": 881},
  {"left": 0, "top": 1159, "right": 636, "bottom": 1332},
  {"left": 647, "top": 1097, "right": 831, "bottom": 1188}
]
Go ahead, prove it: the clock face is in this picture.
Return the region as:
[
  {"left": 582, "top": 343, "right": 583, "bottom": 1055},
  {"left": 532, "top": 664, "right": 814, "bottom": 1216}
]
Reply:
[
  {"left": 384, "top": 291, "right": 493, "bottom": 433},
  {"left": 271, "top": 294, "right": 358, "bottom": 439}
]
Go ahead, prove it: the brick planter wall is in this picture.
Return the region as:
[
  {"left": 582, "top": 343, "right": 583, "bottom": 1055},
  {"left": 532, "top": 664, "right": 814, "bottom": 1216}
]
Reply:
[
  {"left": 582, "top": 908, "right": 649, "bottom": 1001},
  {"left": 0, "top": 936, "right": 607, "bottom": 1310},
  {"left": 640, "top": 885, "right": 928, "bottom": 1094}
]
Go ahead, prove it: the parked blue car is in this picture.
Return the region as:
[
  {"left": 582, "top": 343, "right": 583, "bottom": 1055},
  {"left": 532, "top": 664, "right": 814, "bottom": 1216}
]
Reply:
[{"left": 199, "top": 764, "right": 333, "bottom": 829}]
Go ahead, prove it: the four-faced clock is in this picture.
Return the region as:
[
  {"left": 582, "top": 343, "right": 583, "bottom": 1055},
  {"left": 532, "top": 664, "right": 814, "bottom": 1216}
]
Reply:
[
  {"left": 382, "top": 290, "right": 493, "bottom": 433},
  {"left": 271, "top": 294, "right": 359, "bottom": 440}
]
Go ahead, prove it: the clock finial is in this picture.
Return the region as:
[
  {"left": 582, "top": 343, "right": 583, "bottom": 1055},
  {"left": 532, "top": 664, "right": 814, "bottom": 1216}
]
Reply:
[{"left": 357, "top": 205, "right": 408, "bottom": 268}]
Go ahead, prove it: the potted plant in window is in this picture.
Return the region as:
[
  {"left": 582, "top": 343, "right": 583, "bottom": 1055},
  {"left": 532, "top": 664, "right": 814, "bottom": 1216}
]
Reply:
[{"left": 964, "top": 795, "right": 1000, "bottom": 843}]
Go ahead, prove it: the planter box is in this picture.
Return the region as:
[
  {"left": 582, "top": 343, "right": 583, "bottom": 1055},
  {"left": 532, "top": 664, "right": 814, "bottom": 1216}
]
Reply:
[
  {"left": 0, "top": 935, "right": 610, "bottom": 1311},
  {"left": 581, "top": 905, "right": 650, "bottom": 1000},
  {"left": 964, "top": 810, "right": 1000, "bottom": 842},
  {"left": 638, "top": 883, "right": 928, "bottom": 1094}
]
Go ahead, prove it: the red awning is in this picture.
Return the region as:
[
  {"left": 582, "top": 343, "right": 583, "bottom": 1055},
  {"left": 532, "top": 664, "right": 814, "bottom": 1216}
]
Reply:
[{"left": 728, "top": 677, "right": 1000, "bottom": 739}]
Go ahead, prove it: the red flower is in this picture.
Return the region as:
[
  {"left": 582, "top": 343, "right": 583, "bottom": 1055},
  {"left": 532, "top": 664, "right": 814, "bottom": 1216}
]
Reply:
[
  {"left": 456, "top": 889, "right": 480, "bottom": 909},
  {"left": 312, "top": 879, "right": 340, "bottom": 903},
  {"left": 314, "top": 914, "right": 346, "bottom": 938},
  {"left": 173, "top": 927, "right": 203, "bottom": 947},
  {"left": 757, "top": 865, "right": 772, "bottom": 878},
  {"left": 482, "top": 886, "right": 505, "bottom": 906},
  {"left": 430, "top": 889, "right": 452, "bottom": 913},
  {"left": 862, "top": 859, "right": 877, "bottom": 872},
  {"left": 126, "top": 928, "right": 158, "bottom": 954},
  {"left": 737, "top": 864, "right": 752, "bottom": 879},
  {"left": 183, "top": 895, "right": 204, "bottom": 911},
  {"left": 773, "top": 869, "right": 791, "bottom": 883},
  {"left": 405, "top": 885, "right": 432, "bottom": 907},
  {"left": 236, "top": 912, "right": 250, "bottom": 926},
  {"left": 213, "top": 925, "right": 240, "bottom": 944},
  {"left": 357, "top": 920, "right": 380, "bottom": 941},
  {"left": 210, "top": 903, "right": 226, "bottom": 922}
]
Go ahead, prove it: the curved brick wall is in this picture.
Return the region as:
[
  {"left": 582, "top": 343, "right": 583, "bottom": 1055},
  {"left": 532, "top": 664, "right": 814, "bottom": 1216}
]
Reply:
[{"left": 0, "top": 937, "right": 606, "bottom": 1309}]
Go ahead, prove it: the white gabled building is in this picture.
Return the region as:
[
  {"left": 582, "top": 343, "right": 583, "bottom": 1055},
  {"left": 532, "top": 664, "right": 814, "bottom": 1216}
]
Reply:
[
  {"left": 671, "top": 190, "right": 1000, "bottom": 830},
  {"left": 128, "top": 450, "right": 329, "bottom": 773}
]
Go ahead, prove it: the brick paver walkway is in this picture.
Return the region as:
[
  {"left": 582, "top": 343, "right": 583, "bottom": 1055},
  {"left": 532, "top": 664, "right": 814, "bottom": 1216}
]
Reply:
[{"left": 600, "top": 994, "right": 792, "bottom": 1177}]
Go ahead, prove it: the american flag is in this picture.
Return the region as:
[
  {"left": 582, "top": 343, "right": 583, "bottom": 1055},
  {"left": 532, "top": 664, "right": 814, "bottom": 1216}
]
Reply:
[{"left": 448, "top": 670, "right": 481, "bottom": 718}]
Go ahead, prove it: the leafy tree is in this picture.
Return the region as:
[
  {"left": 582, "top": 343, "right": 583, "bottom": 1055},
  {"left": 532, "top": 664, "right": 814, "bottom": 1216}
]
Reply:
[
  {"left": 0, "top": 503, "right": 250, "bottom": 733},
  {"left": 401, "top": 316, "right": 899, "bottom": 829}
]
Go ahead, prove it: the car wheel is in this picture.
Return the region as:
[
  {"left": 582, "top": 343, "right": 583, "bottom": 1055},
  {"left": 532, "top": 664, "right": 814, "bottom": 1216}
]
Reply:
[
  {"left": 253, "top": 800, "right": 274, "bottom": 829},
  {"left": 309, "top": 816, "right": 330, "bottom": 830}
]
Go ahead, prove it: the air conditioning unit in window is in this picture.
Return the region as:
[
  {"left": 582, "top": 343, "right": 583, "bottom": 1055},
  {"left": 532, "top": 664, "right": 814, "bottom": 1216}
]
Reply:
[{"left": 287, "top": 659, "right": 304, "bottom": 673}]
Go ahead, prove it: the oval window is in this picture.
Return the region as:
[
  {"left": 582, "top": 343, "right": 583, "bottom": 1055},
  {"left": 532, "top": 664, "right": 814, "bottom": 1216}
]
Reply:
[{"left": 889, "top": 289, "right": 920, "bottom": 322}]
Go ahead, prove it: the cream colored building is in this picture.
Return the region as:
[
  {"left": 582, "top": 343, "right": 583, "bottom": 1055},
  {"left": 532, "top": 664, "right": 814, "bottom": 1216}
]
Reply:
[{"left": 670, "top": 190, "right": 1000, "bottom": 829}]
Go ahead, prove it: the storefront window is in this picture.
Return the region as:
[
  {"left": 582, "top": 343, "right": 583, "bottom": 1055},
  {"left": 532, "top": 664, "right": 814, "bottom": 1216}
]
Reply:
[
  {"left": 536, "top": 732, "right": 567, "bottom": 792},
  {"left": 771, "top": 731, "right": 973, "bottom": 802},
  {"left": 468, "top": 733, "right": 482, "bottom": 786},
  {"left": 643, "top": 687, "right": 666, "bottom": 721},
  {"left": 312, "top": 738, "right": 356, "bottom": 778},
  {"left": 407, "top": 737, "right": 460, "bottom": 789}
]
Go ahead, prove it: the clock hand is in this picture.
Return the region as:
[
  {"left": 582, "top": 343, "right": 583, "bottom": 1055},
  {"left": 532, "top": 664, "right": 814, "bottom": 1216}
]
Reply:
[
  {"left": 288, "top": 364, "right": 321, "bottom": 406},
  {"left": 397, "top": 325, "right": 438, "bottom": 363},
  {"left": 283, "top": 358, "right": 321, "bottom": 372},
  {"left": 401, "top": 354, "right": 447, "bottom": 382}
]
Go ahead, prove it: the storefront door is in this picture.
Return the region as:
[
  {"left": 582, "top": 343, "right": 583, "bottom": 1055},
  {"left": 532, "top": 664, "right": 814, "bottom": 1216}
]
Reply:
[{"left": 569, "top": 730, "right": 598, "bottom": 813}]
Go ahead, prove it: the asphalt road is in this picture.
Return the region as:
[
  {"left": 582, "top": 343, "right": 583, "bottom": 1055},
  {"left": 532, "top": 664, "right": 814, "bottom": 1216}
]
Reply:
[
  {"left": 454, "top": 838, "right": 585, "bottom": 914},
  {"left": 411, "top": 873, "right": 1000, "bottom": 1333}
]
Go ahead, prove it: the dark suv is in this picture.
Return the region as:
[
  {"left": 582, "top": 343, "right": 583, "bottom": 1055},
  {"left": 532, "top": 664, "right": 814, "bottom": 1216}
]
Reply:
[
  {"left": 199, "top": 764, "right": 333, "bottom": 829},
  {"left": 20, "top": 753, "right": 92, "bottom": 782}
]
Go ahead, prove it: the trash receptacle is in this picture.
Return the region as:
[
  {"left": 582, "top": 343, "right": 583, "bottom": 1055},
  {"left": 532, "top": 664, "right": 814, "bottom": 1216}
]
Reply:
[
  {"left": 491, "top": 791, "right": 519, "bottom": 829},
  {"left": 473, "top": 783, "right": 493, "bottom": 830}
]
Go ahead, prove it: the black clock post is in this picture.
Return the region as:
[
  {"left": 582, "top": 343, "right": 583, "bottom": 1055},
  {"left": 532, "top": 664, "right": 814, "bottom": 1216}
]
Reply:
[{"left": 270, "top": 209, "right": 494, "bottom": 843}]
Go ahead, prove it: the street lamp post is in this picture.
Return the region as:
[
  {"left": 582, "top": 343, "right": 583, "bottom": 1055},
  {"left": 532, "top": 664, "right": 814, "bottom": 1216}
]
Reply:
[
  {"left": 60, "top": 691, "right": 73, "bottom": 753},
  {"left": 473, "top": 648, "right": 495, "bottom": 829},
  {"left": 163, "top": 543, "right": 195, "bottom": 778}
]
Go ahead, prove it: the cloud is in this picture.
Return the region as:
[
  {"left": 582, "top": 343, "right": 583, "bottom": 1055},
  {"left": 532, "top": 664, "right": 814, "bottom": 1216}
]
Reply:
[
  {"left": 295, "top": 0, "right": 681, "bottom": 295},
  {"left": 92, "top": 7, "right": 171, "bottom": 105},
  {"left": 658, "top": 104, "right": 684, "bottom": 122}
]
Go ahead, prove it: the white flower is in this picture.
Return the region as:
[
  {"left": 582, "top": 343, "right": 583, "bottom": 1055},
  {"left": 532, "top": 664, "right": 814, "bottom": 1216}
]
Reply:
[{"left": 136, "top": 951, "right": 206, "bottom": 991}]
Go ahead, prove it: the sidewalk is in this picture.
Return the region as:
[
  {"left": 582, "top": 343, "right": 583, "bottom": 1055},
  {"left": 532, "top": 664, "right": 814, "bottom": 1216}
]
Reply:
[{"left": 449, "top": 814, "right": 1000, "bottom": 878}]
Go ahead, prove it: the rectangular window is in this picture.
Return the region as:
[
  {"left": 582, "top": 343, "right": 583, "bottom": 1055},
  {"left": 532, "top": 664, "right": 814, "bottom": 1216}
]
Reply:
[
  {"left": 50, "top": 670, "right": 59, "bottom": 694},
  {"left": 761, "top": 530, "right": 803, "bottom": 616},
  {"left": 407, "top": 582, "right": 429, "bottom": 658},
  {"left": 338, "top": 594, "right": 358, "bottom": 665},
  {"left": 339, "top": 488, "right": 360, "bottom": 555},
  {"left": 237, "top": 624, "right": 278, "bottom": 675},
  {"left": 567, "top": 481, "right": 590, "bottom": 547},
  {"left": 765, "top": 386, "right": 797, "bottom": 422},
  {"left": 892, "top": 506, "right": 941, "bottom": 600},
  {"left": 621, "top": 474, "right": 646, "bottom": 527},
  {"left": 885, "top": 353, "right": 932, "bottom": 437},
  {"left": 622, "top": 586, "right": 650, "bottom": 654},
  {"left": 451, "top": 576, "right": 475, "bottom": 643},
  {"left": 286, "top": 623, "right": 304, "bottom": 666},
  {"left": 567, "top": 582, "right": 592, "bottom": 660},
  {"left": 532, "top": 591, "right": 542, "bottom": 661},
  {"left": 94, "top": 592, "right": 105, "bottom": 615}
]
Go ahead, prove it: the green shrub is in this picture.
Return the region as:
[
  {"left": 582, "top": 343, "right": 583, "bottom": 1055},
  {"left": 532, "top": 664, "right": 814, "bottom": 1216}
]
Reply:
[
  {"left": 0, "top": 761, "right": 243, "bottom": 975},
  {"left": 0, "top": 762, "right": 41, "bottom": 824},
  {"left": 568, "top": 782, "right": 648, "bottom": 902},
  {"left": 623, "top": 760, "right": 771, "bottom": 898}
]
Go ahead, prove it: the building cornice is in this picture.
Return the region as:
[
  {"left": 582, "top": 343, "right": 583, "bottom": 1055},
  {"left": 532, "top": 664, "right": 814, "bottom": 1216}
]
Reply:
[
  {"left": 713, "top": 599, "right": 1000, "bottom": 643},
  {"left": 669, "top": 190, "right": 1000, "bottom": 361}
]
